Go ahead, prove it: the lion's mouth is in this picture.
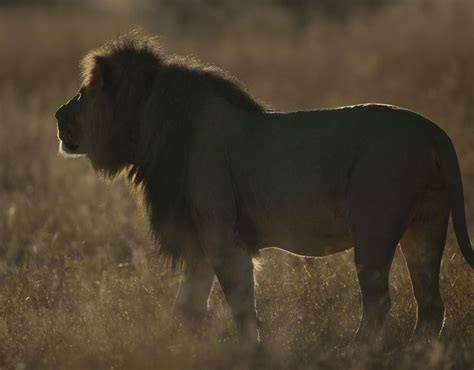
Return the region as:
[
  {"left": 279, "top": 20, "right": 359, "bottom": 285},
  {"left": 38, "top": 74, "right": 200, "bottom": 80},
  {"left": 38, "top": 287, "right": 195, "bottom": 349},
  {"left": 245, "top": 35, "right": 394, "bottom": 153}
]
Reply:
[
  {"left": 59, "top": 139, "right": 84, "bottom": 156},
  {"left": 63, "top": 141, "right": 79, "bottom": 151}
]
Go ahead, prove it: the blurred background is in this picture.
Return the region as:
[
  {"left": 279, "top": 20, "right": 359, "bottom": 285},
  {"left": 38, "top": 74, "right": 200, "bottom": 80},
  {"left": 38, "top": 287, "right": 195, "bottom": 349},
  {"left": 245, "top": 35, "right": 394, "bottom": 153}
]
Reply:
[{"left": 0, "top": 0, "right": 473, "bottom": 369}]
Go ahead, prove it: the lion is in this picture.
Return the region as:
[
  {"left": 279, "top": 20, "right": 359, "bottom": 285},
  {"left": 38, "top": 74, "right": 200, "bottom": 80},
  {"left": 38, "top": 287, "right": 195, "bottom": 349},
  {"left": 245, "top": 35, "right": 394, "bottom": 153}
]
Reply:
[{"left": 56, "top": 34, "right": 473, "bottom": 350}]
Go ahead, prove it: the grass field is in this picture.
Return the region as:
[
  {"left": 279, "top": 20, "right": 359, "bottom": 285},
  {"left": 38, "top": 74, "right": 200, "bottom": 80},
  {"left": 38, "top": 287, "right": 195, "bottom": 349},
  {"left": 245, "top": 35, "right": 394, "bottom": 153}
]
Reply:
[{"left": 0, "top": 1, "right": 473, "bottom": 369}]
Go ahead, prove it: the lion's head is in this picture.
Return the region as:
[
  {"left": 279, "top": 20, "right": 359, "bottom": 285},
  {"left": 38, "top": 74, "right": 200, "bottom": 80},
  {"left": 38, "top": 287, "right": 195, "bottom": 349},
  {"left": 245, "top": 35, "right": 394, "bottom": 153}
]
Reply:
[{"left": 56, "top": 35, "right": 160, "bottom": 177}]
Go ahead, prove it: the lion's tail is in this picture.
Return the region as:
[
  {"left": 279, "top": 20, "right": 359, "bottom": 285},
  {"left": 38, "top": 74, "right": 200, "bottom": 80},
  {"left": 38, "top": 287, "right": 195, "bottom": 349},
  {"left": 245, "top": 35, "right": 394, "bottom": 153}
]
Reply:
[{"left": 432, "top": 123, "right": 474, "bottom": 268}]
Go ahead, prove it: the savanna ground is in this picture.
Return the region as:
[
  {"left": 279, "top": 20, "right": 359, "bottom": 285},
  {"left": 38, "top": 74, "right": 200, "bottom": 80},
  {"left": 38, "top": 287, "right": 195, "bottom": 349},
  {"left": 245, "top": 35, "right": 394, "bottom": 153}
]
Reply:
[{"left": 0, "top": 1, "right": 473, "bottom": 369}]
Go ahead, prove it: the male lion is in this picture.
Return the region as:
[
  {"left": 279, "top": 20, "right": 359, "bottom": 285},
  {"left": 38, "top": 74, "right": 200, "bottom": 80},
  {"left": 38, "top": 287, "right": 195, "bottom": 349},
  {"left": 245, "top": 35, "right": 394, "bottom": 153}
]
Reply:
[{"left": 56, "top": 35, "right": 473, "bottom": 350}]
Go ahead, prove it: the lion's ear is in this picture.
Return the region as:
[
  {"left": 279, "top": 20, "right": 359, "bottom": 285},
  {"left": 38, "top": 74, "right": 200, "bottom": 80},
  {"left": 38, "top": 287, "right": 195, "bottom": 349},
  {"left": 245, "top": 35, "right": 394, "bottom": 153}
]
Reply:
[{"left": 95, "top": 56, "right": 118, "bottom": 94}]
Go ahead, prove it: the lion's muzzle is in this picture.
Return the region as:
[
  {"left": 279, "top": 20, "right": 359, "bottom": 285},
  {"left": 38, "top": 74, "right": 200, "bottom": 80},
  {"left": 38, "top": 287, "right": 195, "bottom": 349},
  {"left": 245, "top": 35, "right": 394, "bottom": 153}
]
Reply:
[{"left": 55, "top": 103, "right": 83, "bottom": 155}]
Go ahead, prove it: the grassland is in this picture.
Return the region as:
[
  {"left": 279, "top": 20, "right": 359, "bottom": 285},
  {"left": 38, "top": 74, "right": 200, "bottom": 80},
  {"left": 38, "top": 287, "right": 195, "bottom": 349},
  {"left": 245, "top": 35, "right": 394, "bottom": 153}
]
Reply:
[{"left": 0, "top": 1, "right": 473, "bottom": 369}]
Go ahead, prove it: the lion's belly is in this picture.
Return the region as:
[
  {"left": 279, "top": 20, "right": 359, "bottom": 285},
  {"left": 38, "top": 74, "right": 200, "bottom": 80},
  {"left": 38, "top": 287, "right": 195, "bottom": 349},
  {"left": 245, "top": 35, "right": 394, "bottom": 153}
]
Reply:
[
  {"left": 258, "top": 235, "right": 353, "bottom": 257},
  {"left": 254, "top": 207, "right": 353, "bottom": 257}
]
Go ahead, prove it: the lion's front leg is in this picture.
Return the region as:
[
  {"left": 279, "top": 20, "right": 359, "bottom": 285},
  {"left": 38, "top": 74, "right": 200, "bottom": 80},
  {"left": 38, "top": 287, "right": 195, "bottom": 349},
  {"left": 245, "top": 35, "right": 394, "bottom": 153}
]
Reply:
[
  {"left": 173, "top": 254, "right": 215, "bottom": 334},
  {"left": 188, "top": 159, "right": 261, "bottom": 357},
  {"left": 211, "top": 245, "right": 260, "bottom": 347}
]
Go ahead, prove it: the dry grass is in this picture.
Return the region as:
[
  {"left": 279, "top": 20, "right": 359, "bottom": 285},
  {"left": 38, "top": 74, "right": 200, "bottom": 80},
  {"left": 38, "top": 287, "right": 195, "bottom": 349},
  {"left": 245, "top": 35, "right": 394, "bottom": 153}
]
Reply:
[{"left": 0, "top": 1, "right": 473, "bottom": 369}]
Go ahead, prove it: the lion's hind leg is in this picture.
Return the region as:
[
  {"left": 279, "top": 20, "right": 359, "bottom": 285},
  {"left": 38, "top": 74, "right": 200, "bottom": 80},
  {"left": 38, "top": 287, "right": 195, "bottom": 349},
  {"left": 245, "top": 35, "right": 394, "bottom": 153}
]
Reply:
[
  {"left": 347, "top": 141, "right": 433, "bottom": 349},
  {"left": 349, "top": 191, "right": 409, "bottom": 348},
  {"left": 401, "top": 190, "right": 449, "bottom": 341},
  {"left": 352, "top": 232, "right": 398, "bottom": 347}
]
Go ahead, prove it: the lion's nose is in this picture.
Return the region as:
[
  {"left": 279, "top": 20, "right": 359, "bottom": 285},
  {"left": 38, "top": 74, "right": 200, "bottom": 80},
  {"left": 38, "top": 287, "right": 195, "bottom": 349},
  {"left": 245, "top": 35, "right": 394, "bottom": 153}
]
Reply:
[{"left": 55, "top": 104, "right": 67, "bottom": 122}]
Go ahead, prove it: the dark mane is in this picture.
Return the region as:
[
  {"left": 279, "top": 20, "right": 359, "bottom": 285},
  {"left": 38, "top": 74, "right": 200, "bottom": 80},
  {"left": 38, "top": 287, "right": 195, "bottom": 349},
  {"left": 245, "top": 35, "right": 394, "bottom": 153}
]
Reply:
[
  {"left": 85, "top": 33, "right": 265, "bottom": 267},
  {"left": 195, "top": 66, "right": 265, "bottom": 113},
  {"left": 81, "top": 33, "right": 265, "bottom": 116}
]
